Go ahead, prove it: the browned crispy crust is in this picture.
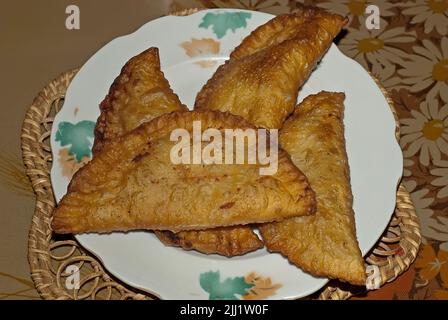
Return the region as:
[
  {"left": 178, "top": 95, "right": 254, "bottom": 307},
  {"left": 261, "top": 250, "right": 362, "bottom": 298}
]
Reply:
[
  {"left": 93, "top": 47, "right": 187, "bottom": 154},
  {"left": 155, "top": 226, "right": 263, "bottom": 257},
  {"left": 90, "top": 48, "right": 262, "bottom": 255},
  {"left": 179, "top": 7, "right": 345, "bottom": 256},
  {"left": 259, "top": 92, "right": 366, "bottom": 285},
  {"left": 177, "top": 7, "right": 346, "bottom": 256},
  {"left": 195, "top": 7, "right": 347, "bottom": 129},
  {"left": 52, "top": 110, "right": 315, "bottom": 234}
]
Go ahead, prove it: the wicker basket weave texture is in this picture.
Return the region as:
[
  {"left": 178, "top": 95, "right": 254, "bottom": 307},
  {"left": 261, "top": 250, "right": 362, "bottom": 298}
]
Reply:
[{"left": 21, "top": 8, "right": 421, "bottom": 300}]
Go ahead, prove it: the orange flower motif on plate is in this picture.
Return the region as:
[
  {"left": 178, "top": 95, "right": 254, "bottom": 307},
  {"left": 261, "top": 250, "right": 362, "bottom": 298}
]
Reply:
[{"left": 181, "top": 38, "right": 221, "bottom": 68}]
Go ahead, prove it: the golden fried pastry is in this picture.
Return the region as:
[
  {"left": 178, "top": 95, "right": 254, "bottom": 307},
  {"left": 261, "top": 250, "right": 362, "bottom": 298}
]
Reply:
[
  {"left": 195, "top": 8, "right": 347, "bottom": 129},
  {"left": 155, "top": 225, "right": 263, "bottom": 256},
  {"left": 89, "top": 48, "right": 263, "bottom": 255},
  {"left": 259, "top": 92, "right": 366, "bottom": 285},
  {"left": 52, "top": 110, "right": 315, "bottom": 234},
  {"left": 170, "top": 7, "right": 346, "bottom": 256},
  {"left": 178, "top": 7, "right": 345, "bottom": 255},
  {"left": 93, "top": 47, "right": 187, "bottom": 154},
  {"left": 158, "top": 226, "right": 263, "bottom": 257}
]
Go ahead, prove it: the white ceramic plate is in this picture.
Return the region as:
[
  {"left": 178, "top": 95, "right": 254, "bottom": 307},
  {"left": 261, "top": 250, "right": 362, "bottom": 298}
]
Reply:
[{"left": 50, "top": 9, "right": 403, "bottom": 300}]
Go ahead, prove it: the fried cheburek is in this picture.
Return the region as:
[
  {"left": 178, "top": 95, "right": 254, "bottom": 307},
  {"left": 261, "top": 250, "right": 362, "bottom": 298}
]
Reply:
[
  {"left": 195, "top": 8, "right": 347, "bottom": 129},
  {"left": 87, "top": 47, "right": 264, "bottom": 255},
  {"left": 158, "top": 7, "right": 346, "bottom": 256},
  {"left": 259, "top": 92, "right": 366, "bottom": 285},
  {"left": 93, "top": 47, "right": 187, "bottom": 154},
  {"left": 51, "top": 110, "right": 316, "bottom": 234},
  {"left": 159, "top": 226, "right": 263, "bottom": 257}
]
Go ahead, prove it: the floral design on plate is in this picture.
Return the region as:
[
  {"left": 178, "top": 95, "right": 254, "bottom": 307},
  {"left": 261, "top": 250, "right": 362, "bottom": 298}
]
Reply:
[
  {"left": 55, "top": 120, "right": 95, "bottom": 178},
  {"left": 181, "top": 38, "right": 221, "bottom": 68},
  {"left": 243, "top": 272, "right": 283, "bottom": 300},
  {"left": 199, "top": 11, "right": 252, "bottom": 39},
  {"left": 50, "top": 8, "right": 403, "bottom": 299},
  {"left": 199, "top": 271, "right": 281, "bottom": 300}
]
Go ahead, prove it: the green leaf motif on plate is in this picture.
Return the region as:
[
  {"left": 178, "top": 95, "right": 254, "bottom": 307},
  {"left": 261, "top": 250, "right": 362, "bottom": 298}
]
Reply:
[
  {"left": 199, "top": 12, "right": 252, "bottom": 39},
  {"left": 55, "top": 120, "right": 95, "bottom": 162},
  {"left": 199, "top": 271, "right": 253, "bottom": 300}
]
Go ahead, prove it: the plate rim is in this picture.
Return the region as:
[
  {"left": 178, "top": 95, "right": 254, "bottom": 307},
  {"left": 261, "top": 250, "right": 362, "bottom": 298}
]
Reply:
[{"left": 50, "top": 8, "right": 403, "bottom": 300}]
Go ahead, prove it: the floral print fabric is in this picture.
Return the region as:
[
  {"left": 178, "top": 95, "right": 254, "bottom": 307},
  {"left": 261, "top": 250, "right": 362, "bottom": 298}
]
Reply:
[{"left": 171, "top": 0, "right": 448, "bottom": 299}]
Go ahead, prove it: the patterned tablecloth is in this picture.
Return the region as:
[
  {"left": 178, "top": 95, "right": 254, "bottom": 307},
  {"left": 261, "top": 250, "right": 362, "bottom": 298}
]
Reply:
[{"left": 1, "top": 0, "right": 447, "bottom": 299}]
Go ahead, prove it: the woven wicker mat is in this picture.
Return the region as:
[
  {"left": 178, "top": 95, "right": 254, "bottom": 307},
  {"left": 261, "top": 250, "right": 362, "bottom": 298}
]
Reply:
[{"left": 21, "top": 9, "right": 421, "bottom": 300}]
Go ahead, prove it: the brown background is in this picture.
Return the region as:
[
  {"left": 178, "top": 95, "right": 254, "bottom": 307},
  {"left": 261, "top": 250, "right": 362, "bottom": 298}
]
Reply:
[{"left": 0, "top": 0, "right": 171, "bottom": 299}]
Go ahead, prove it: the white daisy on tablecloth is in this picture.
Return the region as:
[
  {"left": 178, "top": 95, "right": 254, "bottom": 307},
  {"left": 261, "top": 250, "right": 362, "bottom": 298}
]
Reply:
[
  {"left": 403, "top": 179, "right": 418, "bottom": 194},
  {"left": 400, "top": 98, "right": 448, "bottom": 166},
  {"left": 338, "top": 23, "right": 416, "bottom": 72},
  {"left": 401, "top": 0, "right": 448, "bottom": 36},
  {"left": 409, "top": 173, "right": 448, "bottom": 250},
  {"left": 316, "top": 0, "right": 394, "bottom": 24},
  {"left": 431, "top": 159, "right": 448, "bottom": 198},
  {"left": 403, "top": 158, "right": 415, "bottom": 177},
  {"left": 398, "top": 37, "right": 448, "bottom": 103},
  {"left": 402, "top": 180, "right": 439, "bottom": 243},
  {"left": 407, "top": 187, "right": 434, "bottom": 223},
  {"left": 371, "top": 60, "right": 405, "bottom": 90}
]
